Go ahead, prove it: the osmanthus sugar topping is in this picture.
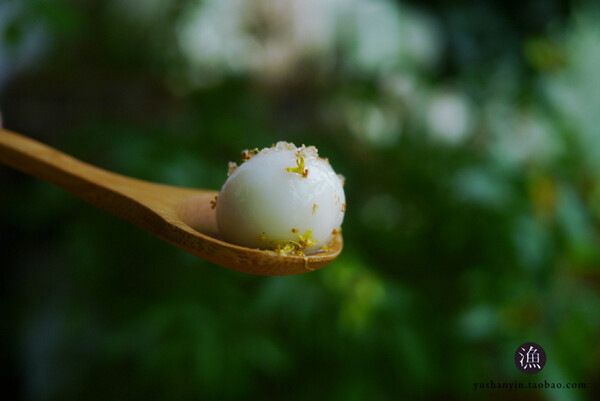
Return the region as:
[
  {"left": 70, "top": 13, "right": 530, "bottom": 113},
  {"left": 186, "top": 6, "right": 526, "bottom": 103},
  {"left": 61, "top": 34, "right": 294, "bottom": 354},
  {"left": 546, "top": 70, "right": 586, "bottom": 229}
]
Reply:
[{"left": 216, "top": 142, "right": 345, "bottom": 255}]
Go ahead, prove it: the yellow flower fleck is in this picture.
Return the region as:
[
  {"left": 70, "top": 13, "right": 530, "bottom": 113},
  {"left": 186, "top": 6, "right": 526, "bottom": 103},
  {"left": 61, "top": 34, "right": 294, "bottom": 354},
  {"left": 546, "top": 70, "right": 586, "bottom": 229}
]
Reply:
[
  {"left": 312, "top": 204, "right": 318, "bottom": 215},
  {"left": 298, "top": 230, "right": 317, "bottom": 248},
  {"left": 241, "top": 148, "right": 259, "bottom": 161},
  {"left": 285, "top": 156, "right": 308, "bottom": 177},
  {"left": 268, "top": 230, "right": 318, "bottom": 256},
  {"left": 275, "top": 242, "right": 298, "bottom": 255}
]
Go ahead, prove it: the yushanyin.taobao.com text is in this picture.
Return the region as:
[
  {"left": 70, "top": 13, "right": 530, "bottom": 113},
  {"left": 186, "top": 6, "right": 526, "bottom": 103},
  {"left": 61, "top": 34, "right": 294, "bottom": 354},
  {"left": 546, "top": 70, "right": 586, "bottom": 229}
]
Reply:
[{"left": 473, "top": 379, "right": 586, "bottom": 391}]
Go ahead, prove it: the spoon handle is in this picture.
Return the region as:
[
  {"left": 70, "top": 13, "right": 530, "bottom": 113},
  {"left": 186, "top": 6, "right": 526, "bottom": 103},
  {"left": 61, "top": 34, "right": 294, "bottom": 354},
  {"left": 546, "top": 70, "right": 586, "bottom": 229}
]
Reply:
[{"left": 0, "top": 128, "right": 137, "bottom": 214}]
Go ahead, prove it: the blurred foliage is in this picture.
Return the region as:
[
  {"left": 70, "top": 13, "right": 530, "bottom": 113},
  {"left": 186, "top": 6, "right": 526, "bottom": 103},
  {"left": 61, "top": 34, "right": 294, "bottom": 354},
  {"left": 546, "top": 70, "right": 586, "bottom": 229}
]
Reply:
[{"left": 1, "top": 0, "right": 599, "bottom": 400}]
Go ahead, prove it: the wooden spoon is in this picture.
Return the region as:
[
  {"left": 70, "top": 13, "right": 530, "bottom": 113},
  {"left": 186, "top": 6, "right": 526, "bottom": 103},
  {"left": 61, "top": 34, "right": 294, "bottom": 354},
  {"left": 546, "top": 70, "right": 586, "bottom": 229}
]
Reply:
[{"left": 0, "top": 129, "right": 342, "bottom": 275}]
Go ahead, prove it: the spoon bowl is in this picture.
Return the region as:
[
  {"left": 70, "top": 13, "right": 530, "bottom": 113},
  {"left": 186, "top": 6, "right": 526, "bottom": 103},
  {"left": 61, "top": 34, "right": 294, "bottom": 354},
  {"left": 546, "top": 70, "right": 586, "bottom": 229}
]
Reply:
[{"left": 0, "top": 129, "right": 342, "bottom": 275}]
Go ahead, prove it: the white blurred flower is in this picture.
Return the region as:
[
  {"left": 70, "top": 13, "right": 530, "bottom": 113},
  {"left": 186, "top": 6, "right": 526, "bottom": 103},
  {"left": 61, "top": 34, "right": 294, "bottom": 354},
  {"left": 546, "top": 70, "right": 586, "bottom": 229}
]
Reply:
[
  {"left": 177, "top": 0, "right": 339, "bottom": 82},
  {"left": 176, "top": 0, "right": 441, "bottom": 83},
  {"left": 381, "top": 73, "right": 420, "bottom": 100},
  {"left": 177, "top": 0, "right": 254, "bottom": 76},
  {"left": 344, "top": 100, "right": 402, "bottom": 147},
  {"left": 348, "top": 0, "right": 404, "bottom": 71},
  {"left": 486, "top": 102, "right": 561, "bottom": 168},
  {"left": 399, "top": 10, "right": 441, "bottom": 69},
  {"left": 426, "top": 91, "right": 474, "bottom": 146},
  {"left": 542, "top": 12, "right": 600, "bottom": 171},
  {"left": 345, "top": 1, "right": 440, "bottom": 72}
]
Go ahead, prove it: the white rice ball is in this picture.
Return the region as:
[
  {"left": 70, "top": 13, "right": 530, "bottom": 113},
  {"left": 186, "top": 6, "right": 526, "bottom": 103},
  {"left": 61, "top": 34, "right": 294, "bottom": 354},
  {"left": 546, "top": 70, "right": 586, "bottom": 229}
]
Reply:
[{"left": 216, "top": 142, "right": 345, "bottom": 254}]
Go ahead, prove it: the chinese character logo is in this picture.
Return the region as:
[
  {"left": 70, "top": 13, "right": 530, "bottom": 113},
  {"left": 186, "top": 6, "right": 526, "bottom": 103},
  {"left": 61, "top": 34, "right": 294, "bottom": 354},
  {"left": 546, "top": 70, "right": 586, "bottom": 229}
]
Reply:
[{"left": 514, "top": 342, "right": 546, "bottom": 374}]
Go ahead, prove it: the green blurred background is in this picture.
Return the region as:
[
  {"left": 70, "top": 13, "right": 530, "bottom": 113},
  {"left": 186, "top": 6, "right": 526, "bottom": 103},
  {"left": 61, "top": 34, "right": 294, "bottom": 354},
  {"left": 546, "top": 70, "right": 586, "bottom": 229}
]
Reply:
[{"left": 1, "top": 0, "right": 599, "bottom": 399}]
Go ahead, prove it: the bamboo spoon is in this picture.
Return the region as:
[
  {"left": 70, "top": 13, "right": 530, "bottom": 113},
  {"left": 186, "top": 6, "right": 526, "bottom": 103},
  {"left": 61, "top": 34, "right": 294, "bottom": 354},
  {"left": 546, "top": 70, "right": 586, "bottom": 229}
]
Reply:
[{"left": 0, "top": 129, "right": 342, "bottom": 275}]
